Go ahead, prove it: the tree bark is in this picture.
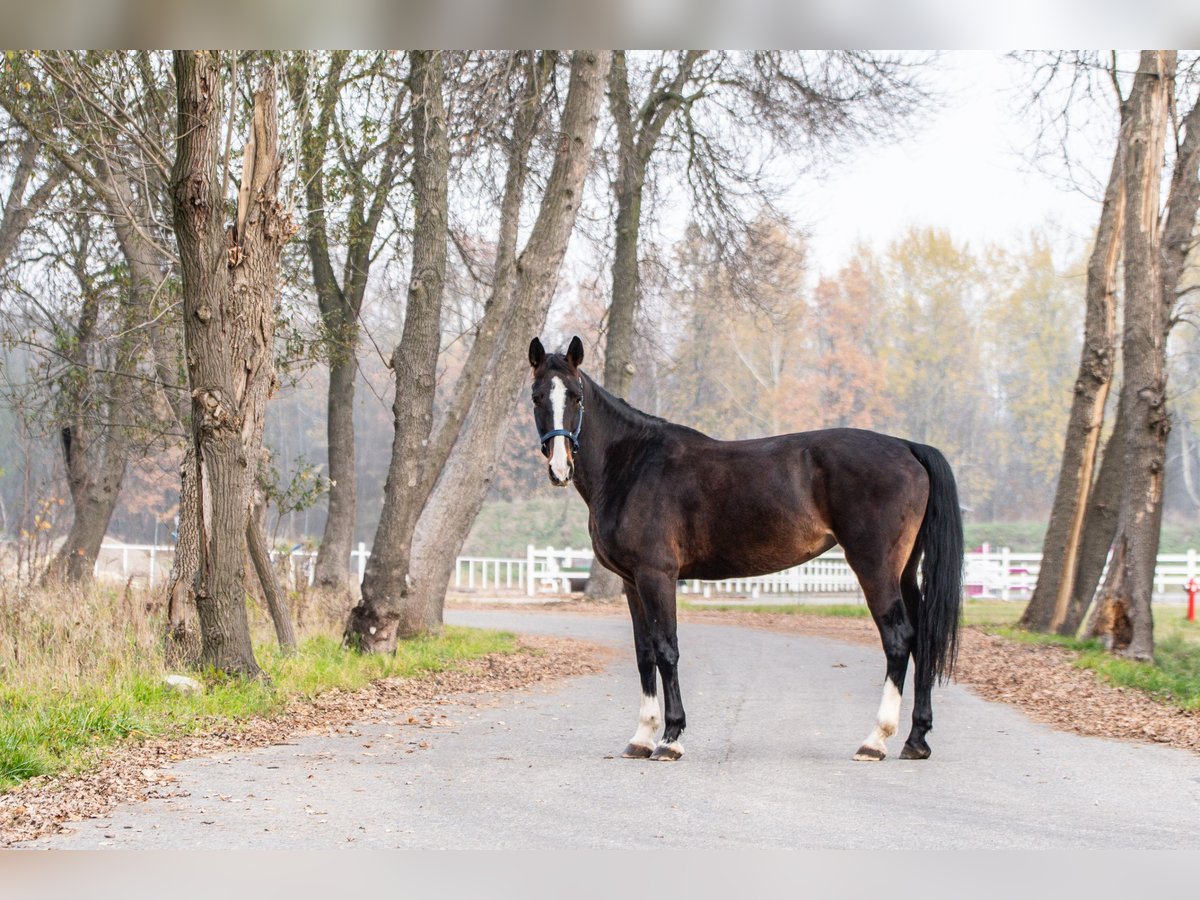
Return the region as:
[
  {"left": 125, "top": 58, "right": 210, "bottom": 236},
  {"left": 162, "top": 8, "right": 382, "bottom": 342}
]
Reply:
[
  {"left": 165, "top": 445, "right": 202, "bottom": 666},
  {"left": 43, "top": 216, "right": 139, "bottom": 584},
  {"left": 418, "top": 52, "right": 551, "bottom": 507},
  {"left": 1087, "top": 50, "right": 1176, "bottom": 660},
  {"left": 1019, "top": 120, "right": 1125, "bottom": 631},
  {"left": 405, "top": 50, "right": 611, "bottom": 637},
  {"left": 291, "top": 52, "right": 407, "bottom": 591},
  {"left": 344, "top": 51, "right": 451, "bottom": 650},
  {"left": 246, "top": 503, "right": 298, "bottom": 653},
  {"left": 1061, "top": 405, "right": 1124, "bottom": 635},
  {"left": 584, "top": 51, "right": 703, "bottom": 602},
  {"left": 171, "top": 52, "right": 292, "bottom": 677}
]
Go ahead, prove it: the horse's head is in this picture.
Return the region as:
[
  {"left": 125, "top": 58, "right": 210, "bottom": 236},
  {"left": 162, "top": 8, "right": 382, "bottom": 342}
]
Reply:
[{"left": 528, "top": 335, "right": 585, "bottom": 487}]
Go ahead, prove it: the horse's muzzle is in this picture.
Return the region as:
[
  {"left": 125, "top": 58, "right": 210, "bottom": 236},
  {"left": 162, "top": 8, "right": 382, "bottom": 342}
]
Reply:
[{"left": 548, "top": 463, "right": 574, "bottom": 487}]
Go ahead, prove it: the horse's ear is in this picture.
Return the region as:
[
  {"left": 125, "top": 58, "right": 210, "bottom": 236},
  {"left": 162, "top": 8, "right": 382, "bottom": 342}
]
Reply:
[
  {"left": 529, "top": 337, "right": 546, "bottom": 369},
  {"left": 566, "top": 335, "right": 584, "bottom": 368}
]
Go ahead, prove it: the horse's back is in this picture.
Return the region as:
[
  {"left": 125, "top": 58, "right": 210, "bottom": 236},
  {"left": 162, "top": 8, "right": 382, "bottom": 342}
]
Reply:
[{"left": 609, "top": 427, "right": 926, "bottom": 580}]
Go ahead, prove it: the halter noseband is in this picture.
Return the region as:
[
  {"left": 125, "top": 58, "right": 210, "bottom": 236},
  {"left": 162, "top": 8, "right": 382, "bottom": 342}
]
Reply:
[{"left": 537, "top": 380, "right": 585, "bottom": 453}]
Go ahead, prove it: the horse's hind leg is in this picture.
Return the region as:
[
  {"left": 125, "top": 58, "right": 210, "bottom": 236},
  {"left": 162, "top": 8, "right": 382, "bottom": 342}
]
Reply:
[
  {"left": 853, "top": 578, "right": 915, "bottom": 762},
  {"left": 621, "top": 579, "right": 661, "bottom": 759},
  {"left": 899, "top": 563, "right": 933, "bottom": 759}
]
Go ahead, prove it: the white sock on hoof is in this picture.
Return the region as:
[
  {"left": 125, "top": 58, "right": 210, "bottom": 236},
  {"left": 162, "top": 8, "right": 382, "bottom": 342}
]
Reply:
[
  {"left": 628, "top": 693, "right": 660, "bottom": 749},
  {"left": 855, "top": 677, "right": 901, "bottom": 759}
]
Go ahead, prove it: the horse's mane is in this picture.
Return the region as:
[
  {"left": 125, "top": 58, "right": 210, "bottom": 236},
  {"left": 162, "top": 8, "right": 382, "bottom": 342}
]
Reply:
[{"left": 542, "top": 352, "right": 707, "bottom": 439}]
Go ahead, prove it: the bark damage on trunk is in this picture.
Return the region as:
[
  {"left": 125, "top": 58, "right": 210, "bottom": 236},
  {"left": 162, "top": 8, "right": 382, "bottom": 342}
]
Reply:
[
  {"left": 171, "top": 52, "right": 294, "bottom": 677},
  {"left": 1087, "top": 51, "right": 1176, "bottom": 660},
  {"left": 1020, "top": 115, "right": 1125, "bottom": 633}
]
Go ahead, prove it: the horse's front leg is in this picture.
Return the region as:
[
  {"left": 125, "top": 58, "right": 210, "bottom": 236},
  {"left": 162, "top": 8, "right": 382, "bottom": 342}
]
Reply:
[
  {"left": 622, "top": 578, "right": 660, "bottom": 759},
  {"left": 636, "top": 570, "right": 686, "bottom": 761}
]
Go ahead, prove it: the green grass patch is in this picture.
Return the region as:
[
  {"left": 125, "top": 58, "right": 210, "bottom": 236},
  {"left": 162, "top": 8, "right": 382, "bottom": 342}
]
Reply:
[
  {"left": 0, "top": 625, "right": 514, "bottom": 793},
  {"left": 997, "top": 622, "right": 1200, "bottom": 710}
]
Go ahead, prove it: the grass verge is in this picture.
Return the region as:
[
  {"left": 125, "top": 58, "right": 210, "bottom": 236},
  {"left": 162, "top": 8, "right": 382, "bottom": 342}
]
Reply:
[
  {"left": 997, "top": 622, "right": 1200, "bottom": 710},
  {"left": 0, "top": 625, "right": 514, "bottom": 793}
]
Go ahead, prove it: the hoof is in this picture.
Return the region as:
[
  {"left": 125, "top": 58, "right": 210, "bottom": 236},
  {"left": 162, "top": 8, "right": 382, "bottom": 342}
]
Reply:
[
  {"left": 853, "top": 744, "right": 886, "bottom": 761},
  {"left": 899, "top": 742, "right": 931, "bottom": 760},
  {"left": 621, "top": 742, "right": 654, "bottom": 759},
  {"left": 650, "top": 741, "right": 684, "bottom": 761}
]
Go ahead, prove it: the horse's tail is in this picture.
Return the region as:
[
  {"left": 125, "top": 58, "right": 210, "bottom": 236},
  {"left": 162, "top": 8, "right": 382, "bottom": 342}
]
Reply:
[{"left": 905, "top": 441, "right": 964, "bottom": 686}]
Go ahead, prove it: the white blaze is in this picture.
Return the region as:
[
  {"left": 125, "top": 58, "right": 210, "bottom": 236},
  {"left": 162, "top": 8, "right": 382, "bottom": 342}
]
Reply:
[{"left": 548, "top": 375, "right": 571, "bottom": 482}]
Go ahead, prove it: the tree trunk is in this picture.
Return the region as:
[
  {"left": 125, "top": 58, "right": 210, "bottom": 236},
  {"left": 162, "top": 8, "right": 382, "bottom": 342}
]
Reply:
[
  {"left": 344, "top": 50, "right": 451, "bottom": 651},
  {"left": 313, "top": 348, "right": 358, "bottom": 589},
  {"left": 1019, "top": 123, "right": 1125, "bottom": 631},
  {"left": 583, "top": 51, "right": 701, "bottom": 603},
  {"left": 418, "top": 52, "right": 551, "bottom": 507},
  {"left": 294, "top": 52, "right": 405, "bottom": 592},
  {"left": 1087, "top": 50, "right": 1176, "bottom": 660},
  {"left": 1060, "top": 406, "right": 1124, "bottom": 635},
  {"left": 45, "top": 428, "right": 127, "bottom": 583},
  {"left": 44, "top": 219, "right": 139, "bottom": 585},
  {"left": 165, "top": 446, "right": 202, "bottom": 666},
  {"left": 585, "top": 52, "right": 645, "bottom": 602},
  {"left": 406, "top": 50, "right": 611, "bottom": 636},
  {"left": 171, "top": 52, "right": 292, "bottom": 677},
  {"left": 247, "top": 503, "right": 298, "bottom": 653}
]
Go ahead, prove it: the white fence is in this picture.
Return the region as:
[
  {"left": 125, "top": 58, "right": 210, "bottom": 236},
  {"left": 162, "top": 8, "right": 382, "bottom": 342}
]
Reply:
[{"left": 69, "top": 540, "right": 1200, "bottom": 601}]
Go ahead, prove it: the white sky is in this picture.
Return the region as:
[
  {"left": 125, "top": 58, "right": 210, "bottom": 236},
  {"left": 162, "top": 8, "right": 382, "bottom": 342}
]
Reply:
[{"left": 791, "top": 51, "right": 1106, "bottom": 278}]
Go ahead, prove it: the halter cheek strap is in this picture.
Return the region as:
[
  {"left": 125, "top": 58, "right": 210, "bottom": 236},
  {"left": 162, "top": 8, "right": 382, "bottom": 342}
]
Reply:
[
  {"left": 537, "top": 376, "right": 586, "bottom": 452},
  {"left": 538, "top": 401, "right": 584, "bottom": 453}
]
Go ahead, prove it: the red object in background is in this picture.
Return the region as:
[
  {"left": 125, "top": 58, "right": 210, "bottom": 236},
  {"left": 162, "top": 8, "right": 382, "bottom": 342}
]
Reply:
[{"left": 1187, "top": 577, "right": 1197, "bottom": 623}]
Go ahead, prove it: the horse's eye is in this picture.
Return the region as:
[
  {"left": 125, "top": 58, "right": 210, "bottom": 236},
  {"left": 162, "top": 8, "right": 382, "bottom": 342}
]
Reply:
[{"left": 532, "top": 395, "right": 543, "bottom": 405}]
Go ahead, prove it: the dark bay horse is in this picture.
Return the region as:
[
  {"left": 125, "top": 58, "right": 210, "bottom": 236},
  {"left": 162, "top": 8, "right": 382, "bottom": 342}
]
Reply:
[{"left": 528, "top": 336, "right": 963, "bottom": 762}]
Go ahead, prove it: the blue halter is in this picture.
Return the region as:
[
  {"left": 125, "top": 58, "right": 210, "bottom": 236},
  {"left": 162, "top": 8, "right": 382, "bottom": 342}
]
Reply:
[{"left": 538, "top": 396, "right": 585, "bottom": 453}]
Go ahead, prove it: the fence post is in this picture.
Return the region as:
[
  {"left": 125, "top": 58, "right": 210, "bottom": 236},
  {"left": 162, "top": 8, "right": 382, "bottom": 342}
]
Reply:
[
  {"left": 1000, "top": 546, "right": 1011, "bottom": 601},
  {"left": 1188, "top": 549, "right": 1197, "bottom": 587},
  {"left": 149, "top": 544, "right": 156, "bottom": 591},
  {"left": 357, "top": 542, "right": 367, "bottom": 584},
  {"left": 526, "top": 544, "right": 536, "bottom": 597}
]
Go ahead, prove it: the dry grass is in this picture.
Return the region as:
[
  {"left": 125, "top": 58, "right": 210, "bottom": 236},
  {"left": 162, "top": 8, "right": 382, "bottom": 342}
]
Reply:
[{"left": 0, "top": 577, "right": 518, "bottom": 792}]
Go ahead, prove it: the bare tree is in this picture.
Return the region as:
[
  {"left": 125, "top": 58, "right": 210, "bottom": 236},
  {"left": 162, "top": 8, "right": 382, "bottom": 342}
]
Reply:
[
  {"left": 1020, "top": 88, "right": 1125, "bottom": 633},
  {"left": 171, "top": 51, "right": 294, "bottom": 676},
  {"left": 344, "top": 50, "right": 450, "bottom": 648},
  {"left": 40, "top": 212, "right": 141, "bottom": 582},
  {"left": 1, "top": 53, "right": 183, "bottom": 583},
  {"left": 346, "top": 50, "right": 612, "bottom": 651},
  {"left": 1086, "top": 51, "right": 1177, "bottom": 659},
  {"left": 0, "top": 134, "right": 65, "bottom": 272},
  {"left": 342, "top": 50, "right": 553, "bottom": 649},
  {"left": 289, "top": 51, "right": 409, "bottom": 592}
]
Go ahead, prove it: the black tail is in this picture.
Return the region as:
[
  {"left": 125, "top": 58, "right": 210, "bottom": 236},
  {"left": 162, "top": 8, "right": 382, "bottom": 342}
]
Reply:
[{"left": 906, "top": 442, "right": 964, "bottom": 686}]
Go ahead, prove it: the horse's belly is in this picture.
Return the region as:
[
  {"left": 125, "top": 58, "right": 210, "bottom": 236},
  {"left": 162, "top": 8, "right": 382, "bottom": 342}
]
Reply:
[{"left": 678, "top": 532, "right": 836, "bottom": 581}]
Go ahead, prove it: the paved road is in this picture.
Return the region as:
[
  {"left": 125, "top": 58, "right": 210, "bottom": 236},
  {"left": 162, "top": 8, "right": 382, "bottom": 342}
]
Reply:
[{"left": 36, "top": 610, "right": 1200, "bottom": 849}]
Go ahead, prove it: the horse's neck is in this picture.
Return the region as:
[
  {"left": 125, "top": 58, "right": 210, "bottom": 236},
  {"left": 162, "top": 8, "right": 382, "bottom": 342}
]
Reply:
[{"left": 572, "top": 376, "right": 638, "bottom": 507}]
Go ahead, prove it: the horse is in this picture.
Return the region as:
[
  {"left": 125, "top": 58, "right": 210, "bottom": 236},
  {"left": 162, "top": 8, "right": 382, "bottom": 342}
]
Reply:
[{"left": 528, "top": 335, "right": 963, "bottom": 762}]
